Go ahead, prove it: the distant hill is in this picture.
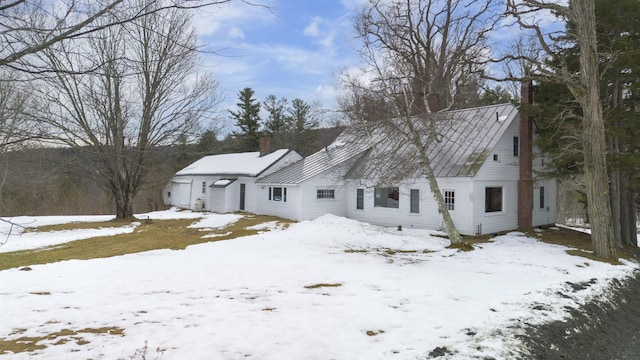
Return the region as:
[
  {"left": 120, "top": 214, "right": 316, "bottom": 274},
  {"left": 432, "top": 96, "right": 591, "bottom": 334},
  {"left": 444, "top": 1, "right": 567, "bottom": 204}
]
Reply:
[{"left": 0, "top": 126, "right": 346, "bottom": 216}]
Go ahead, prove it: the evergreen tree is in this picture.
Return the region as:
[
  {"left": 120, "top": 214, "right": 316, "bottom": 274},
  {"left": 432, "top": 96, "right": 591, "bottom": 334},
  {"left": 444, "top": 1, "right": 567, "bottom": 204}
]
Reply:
[
  {"left": 285, "top": 98, "right": 319, "bottom": 155},
  {"left": 195, "top": 129, "right": 219, "bottom": 154},
  {"left": 229, "top": 87, "right": 262, "bottom": 151},
  {"left": 263, "top": 95, "right": 288, "bottom": 134},
  {"left": 532, "top": 0, "right": 639, "bottom": 248}
]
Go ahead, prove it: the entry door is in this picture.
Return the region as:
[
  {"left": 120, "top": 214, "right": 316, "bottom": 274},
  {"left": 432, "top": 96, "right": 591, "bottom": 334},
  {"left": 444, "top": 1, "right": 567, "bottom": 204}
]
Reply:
[{"left": 239, "top": 184, "right": 246, "bottom": 211}]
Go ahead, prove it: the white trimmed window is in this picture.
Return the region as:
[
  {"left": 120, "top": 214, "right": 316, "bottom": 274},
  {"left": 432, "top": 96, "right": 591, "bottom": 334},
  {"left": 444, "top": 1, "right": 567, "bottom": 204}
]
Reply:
[
  {"left": 202, "top": 181, "right": 207, "bottom": 194},
  {"left": 444, "top": 190, "right": 455, "bottom": 211},
  {"left": 485, "top": 187, "right": 503, "bottom": 212},
  {"left": 269, "top": 187, "right": 287, "bottom": 202},
  {"left": 356, "top": 188, "right": 364, "bottom": 210},
  {"left": 316, "top": 189, "right": 335, "bottom": 199},
  {"left": 374, "top": 187, "right": 399, "bottom": 208},
  {"left": 410, "top": 189, "right": 419, "bottom": 213}
]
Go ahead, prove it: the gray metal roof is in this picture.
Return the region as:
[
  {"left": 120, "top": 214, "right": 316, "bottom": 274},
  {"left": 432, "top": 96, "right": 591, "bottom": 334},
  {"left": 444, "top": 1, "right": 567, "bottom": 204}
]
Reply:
[
  {"left": 346, "top": 103, "right": 520, "bottom": 179},
  {"left": 256, "top": 136, "right": 370, "bottom": 185},
  {"left": 258, "top": 103, "right": 519, "bottom": 184}
]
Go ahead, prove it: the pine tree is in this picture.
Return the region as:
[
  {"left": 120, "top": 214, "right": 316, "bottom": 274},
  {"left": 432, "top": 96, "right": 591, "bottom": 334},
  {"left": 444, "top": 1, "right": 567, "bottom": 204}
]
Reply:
[
  {"left": 263, "top": 95, "right": 288, "bottom": 135},
  {"left": 229, "top": 87, "right": 261, "bottom": 151}
]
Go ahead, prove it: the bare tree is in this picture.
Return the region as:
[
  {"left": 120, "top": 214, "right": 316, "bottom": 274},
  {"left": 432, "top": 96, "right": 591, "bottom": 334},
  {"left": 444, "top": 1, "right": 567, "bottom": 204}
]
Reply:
[
  {"left": 503, "top": 0, "right": 617, "bottom": 260},
  {"left": 30, "top": 0, "right": 222, "bottom": 219},
  {"left": 0, "top": 0, "right": 242, "bottom": 72},
  {"left": 340, "top": 0, "right": 500, "bottom": 244}
]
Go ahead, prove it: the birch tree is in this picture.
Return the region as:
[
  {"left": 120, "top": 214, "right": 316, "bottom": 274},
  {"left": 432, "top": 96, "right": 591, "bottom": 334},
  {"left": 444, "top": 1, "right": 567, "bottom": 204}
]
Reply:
[
  {"left": 504, "top": 0, "right": 617, "bottom": 260},
  {"left": 340, "top": 0, "right": 500, "bottom": 244},
  {"left": 31, "top": 0, "right": 221, "bottom": 219}
]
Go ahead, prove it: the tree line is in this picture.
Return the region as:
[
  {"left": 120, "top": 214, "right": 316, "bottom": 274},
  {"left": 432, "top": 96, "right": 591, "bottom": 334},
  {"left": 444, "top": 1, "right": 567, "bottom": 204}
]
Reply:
[{"left": 227, "top": 87, "right": 323, "bottom": 156}]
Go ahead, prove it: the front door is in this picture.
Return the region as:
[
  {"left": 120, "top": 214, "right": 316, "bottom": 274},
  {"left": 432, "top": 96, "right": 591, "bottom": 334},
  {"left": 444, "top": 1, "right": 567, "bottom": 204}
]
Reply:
[{"left": 239, "top": 183, "right": 246, "bottom": 211}]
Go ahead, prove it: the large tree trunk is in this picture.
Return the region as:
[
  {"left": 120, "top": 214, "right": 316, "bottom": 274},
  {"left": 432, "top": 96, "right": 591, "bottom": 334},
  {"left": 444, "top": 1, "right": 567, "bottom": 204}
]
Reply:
[
  {"left": 419, "top": 151, "right": 462, "bottom": 244},
  {"left": 113, "top": 188, "right": 135, "bottom": 219},
  {"left": 573, "top": 0, "right": 617, "bottom": 261}
]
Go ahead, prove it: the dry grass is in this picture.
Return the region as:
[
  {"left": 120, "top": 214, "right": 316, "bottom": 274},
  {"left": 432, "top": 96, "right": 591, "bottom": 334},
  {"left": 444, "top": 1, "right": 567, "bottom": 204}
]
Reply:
[
  {"left": 526, "top": 226, "right": 638, "bottom": 264},
  {"left": 0, "top": 214, "right": 292, "bottom": 271},
  {"left": 0, "top": 327, "right": 124, "bottom": 355},
  {"left": 304, "top": 283, "right": 343, "bottom": 289}
]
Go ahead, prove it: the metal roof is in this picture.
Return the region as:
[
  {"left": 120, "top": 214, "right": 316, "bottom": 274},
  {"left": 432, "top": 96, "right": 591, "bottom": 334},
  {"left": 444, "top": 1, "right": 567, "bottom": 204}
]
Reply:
[
  {"left": 256, "top": 136, "right": 370, "bottom": 185},
  {"left": 257, "top": 103, "right": 519, "bottom": 184}
]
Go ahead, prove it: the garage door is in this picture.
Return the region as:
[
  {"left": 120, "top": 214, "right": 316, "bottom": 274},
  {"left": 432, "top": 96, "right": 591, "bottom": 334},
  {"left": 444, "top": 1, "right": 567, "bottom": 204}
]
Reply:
[{"left": 171, "top": 180, "right": 192, "bottom": 208}]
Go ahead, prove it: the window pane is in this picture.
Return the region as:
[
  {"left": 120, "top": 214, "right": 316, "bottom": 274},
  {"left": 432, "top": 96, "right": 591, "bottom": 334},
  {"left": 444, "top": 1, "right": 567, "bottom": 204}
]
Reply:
[
  {"left": 273, "top": 187, "right": 282, "bottom": 201},
  {"left": 374, "top": 187, "right": 399, "bottom": 208},
  {"left": 445, "top": 190, "right": 455, "bottom": 211},
  {"left": 356, "top": 188, "right": 364, "bottom": 210},
  {"left": 317, "top": 189, "right": 335, "bottom": 199},
  {"left": 485, "top": 187, "right": 502, "bottom": 212},
  {"left": 410, "top": 189, "right": 419, "bottom": 213},
  {"left": 540, "top": 186, "right": 545, "bottom": 209},
  {"left": 513, "top": 136, "right": 519, "bottom": 157}
]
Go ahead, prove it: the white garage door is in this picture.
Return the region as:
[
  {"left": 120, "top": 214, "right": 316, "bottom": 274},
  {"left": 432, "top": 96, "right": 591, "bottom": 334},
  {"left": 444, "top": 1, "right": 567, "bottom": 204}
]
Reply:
[{"left": 171, "top": 180, "right": 192, "bottom": 208}]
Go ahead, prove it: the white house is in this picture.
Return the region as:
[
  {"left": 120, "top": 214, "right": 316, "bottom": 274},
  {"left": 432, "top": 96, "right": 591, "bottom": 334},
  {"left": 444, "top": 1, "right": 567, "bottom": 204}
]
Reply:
[
  {"left": 164, "top": 84, "right": 557, "bottom": 235},
  {"left": 163, "top": 147, "right": 302, "bottom": 213}
]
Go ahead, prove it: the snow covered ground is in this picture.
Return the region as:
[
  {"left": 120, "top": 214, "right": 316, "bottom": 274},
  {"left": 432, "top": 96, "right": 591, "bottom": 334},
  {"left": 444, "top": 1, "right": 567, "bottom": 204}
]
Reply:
[{"left": 0, "top": 210, "right": 637, "bottom": 359}]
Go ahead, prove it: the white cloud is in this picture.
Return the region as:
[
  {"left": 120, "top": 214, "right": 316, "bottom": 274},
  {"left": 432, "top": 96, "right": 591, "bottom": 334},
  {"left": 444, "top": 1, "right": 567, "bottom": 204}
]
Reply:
[
  {"left": 192, "top": 1, "right": 277, "bottom": 38},
  {"left": 227, "top": 26, "right": 245, "bottom": 39},
  {"left": 302, "top": 16, "right": 337, "bottom": 51},
  {"left": 303, "top": 17, "right": 322, "bottom": 37}
]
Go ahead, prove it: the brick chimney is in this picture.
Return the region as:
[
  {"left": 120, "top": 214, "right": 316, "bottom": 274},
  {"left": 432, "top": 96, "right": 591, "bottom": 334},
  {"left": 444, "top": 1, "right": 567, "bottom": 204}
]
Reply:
[
  {"left": 259, "top": 134, "right": 271, "bottom": 157},
  {"left": 518, "top": 80, "right": 534, "bottom": 230}
]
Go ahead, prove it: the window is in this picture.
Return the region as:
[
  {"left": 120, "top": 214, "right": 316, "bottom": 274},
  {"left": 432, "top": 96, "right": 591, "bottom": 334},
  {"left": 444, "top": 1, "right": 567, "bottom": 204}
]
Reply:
[
  {"left": 316, "top": 189, "right": 335, "bottom": 199},
  {"left": 374, "top": 187, "right": 399, "bottom": 208},
  {"left": 444, "top": 190, "right": 455, "bottom": 211},
  {"left": 202, "top": 181, "right": 207, "bottom": 194},
  {"left": 269, "top": 187, "right": 287, "bottom": 202},
  {"left": 410, "top": 189, "right": 419, "bottom": 213},
  {"left": 356, "top": 189, "right": 364, "bottom": 210},
  {"left": 485, "top": 187, "right": 503, "bottom": 212},
  {"left": 539, "top": 186, "right": 545, "bottom": 209},
  {"left": 513, "top": 136, "right": 519, "bottom": 157},
  {"left": 493, "top": 154, "right": 499, "bottom": 162}
]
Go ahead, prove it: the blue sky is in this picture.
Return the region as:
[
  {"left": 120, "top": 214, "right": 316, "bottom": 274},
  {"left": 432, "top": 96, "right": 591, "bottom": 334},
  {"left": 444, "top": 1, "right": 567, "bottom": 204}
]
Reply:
[{"left": 193, "top": 0, "right": 364, "bottom": 126}]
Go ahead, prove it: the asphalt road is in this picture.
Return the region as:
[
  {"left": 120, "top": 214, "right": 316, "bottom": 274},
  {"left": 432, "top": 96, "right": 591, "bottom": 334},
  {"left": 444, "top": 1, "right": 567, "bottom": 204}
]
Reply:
[{"left": 518, "top": 271, "right": 640, "bottom": 360}]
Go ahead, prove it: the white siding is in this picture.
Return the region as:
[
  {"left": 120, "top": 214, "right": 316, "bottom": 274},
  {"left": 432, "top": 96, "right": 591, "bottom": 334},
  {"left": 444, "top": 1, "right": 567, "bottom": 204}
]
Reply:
[
  {"left": 471, "top": 180, "right": 518, "bottom": 235},
  {"left": 533, "top": 178, "right": 557, "bottom": 227},
  {"left": 185, "top": 176, "right": 210, "bottom": 210},
  {"left": 256, "top": 185, "right": 302, "bottom": 221},
  {"left": 298, "top": 175, "right": 348, "bottom": 221},
  {"left": 475, "top": 119, "right": 520, "bottom": 181},
  {"left": 344, "top": 178, "right": 477, "bottom": 235},
  {"left": 209, "top": 187, "right": 227, "bottom": 212}
]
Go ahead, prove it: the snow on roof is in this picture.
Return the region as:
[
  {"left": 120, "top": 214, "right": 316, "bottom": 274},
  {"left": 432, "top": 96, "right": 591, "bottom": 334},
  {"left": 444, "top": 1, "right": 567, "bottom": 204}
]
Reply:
[
  {"left": 211, "top": 179, "right": 236, "bottom": 187},
  {"left": 175, "top": 149, "right": 291, "bottom": 177}
]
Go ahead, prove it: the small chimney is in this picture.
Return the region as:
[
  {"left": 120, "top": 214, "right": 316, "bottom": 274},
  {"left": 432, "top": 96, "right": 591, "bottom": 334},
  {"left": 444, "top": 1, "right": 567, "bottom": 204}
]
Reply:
[
  {"left": 259, "top": 134, "right": 271, "bottom": 157},
  {"left": 518, "top": 80, "right": 534, "bottom": 230}
]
